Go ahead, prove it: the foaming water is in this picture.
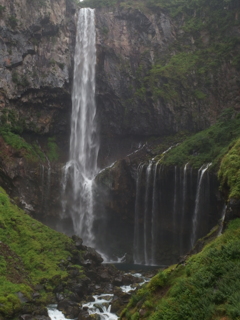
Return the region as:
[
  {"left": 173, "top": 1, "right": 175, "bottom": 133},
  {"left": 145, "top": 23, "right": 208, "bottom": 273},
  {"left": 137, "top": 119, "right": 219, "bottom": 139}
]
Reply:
[{"left": 61, "top": 8, "right": 99, "bottom": 247}]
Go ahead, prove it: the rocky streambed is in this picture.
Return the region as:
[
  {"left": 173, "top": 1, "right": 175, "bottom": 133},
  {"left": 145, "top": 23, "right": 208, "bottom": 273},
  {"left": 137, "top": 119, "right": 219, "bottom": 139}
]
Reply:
[{"left": 47, "top": 266, "right": 152, "bottom": 320}]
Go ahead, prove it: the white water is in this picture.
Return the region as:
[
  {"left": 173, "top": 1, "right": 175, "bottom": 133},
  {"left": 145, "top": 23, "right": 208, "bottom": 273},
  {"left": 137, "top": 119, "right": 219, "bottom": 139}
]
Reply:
[
  {"left": 48, "top": 305, "right": 74, "bottom": 320},
  {"left": 48, "top": 271, "right": 150, "bottom": 320},
  {"left": 190, "top": 163, "right": 212, "bottom": 247},
  {"left": 62, "top": 8, "right": 99, "bottom": 247},
  {"left": 151, "top": 163, "right": 158, "bottom": 265},
  {"left": 180, "top": 163, "right": 188, "bottom": 254},
  {"left": 218, "top": 205, "right": 227, "bottom": 236},
  {"left": 172, "top": 166, "right": 177, "bottom": 244},
  {"left": 144, "top": 162, "right": 153, "bottom": 265},
  {"left": 83, "top": 294, "right": 118, "bottom": 320},
  {"left": 133, "top": 164, "right": 145, "bottom": 264}
]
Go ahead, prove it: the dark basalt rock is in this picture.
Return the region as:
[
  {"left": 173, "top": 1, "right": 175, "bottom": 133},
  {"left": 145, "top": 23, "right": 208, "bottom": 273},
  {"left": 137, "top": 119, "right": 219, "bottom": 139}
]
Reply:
[
  {"left": 58, "top": 299, "right": 80, "bottom": 319},
  {"left": 84, "top": 247, "right": 104, "bottom": 266}
]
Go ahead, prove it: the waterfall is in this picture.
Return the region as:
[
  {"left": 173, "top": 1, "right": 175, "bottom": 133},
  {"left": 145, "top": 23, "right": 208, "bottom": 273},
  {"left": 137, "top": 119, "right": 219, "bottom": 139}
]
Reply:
[
  {"left": 151, "top": 162, "right": 158, "bottom": 265},
  {"left": 62, "top": 8, "right": 99, "bottom": 247},
  {"left": 172, "top": 166, "right": 178, "bottom": 252},
  {"left": 180, "top": 163, "right": 188, "bottom": 255},
  {"left": 190, "top": 163, "right": 212, "bottom": 248},
  {"left": 133, "top": 163, "right": 144, "bottom": 264},
  {"left": 218, "top": 205, "right": 227, "bottom": 236},
  {"left": 143, "top": 162, "right": 153, "bottom": 265}
]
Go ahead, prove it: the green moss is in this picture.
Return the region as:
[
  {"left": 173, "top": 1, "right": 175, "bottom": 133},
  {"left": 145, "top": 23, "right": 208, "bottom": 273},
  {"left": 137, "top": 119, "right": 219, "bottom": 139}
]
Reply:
[
  {"left": 47, "top": 137, "right": 59, "bottom": 162},
  {"left": 218, "top": 138, "right": 240, "bottom": 199},
  {"left": 0, "top": 127, "right": 45, "bottom": 162},
  {"left": 0, "top": 187, "right": 79, "bottom": 318},
  {"left": 161, "top": 109, "right": 240, "bottom": 169},
  {"left": 122, "top": 219, "right": 240, "bottom": 320}
]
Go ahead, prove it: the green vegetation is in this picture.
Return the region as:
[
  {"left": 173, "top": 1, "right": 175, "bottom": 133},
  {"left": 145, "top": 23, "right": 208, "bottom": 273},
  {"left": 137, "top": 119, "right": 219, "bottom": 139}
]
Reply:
[
  {"left": 47, "top": 137, "right": 59, "bottom": 161},
  {"left": 121, "top": 218, "right": 240, "bottom": 320},
  {"left": 0, "top": 126, "right": 45, "bottom": 162},
  {"left": 0, "top": 187, "right": 81, "bottom": 318},
  {"left": 160, "top": 109, "right": 240, "bottom": 169},
  {"left": 82, "top": 0, "right": 239, "bottom": 104},
  {"left": 218, "top": 138, "right": 240, "bottom": 199}
]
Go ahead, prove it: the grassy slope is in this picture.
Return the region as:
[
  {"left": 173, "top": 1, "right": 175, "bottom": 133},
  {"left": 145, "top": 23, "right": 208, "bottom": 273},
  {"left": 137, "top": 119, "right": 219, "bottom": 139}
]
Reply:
[
  {"left": 0, "top": 187, "right": 80, "bottom": 318},
  {"left": 151, "top": 109, "right": 239, "bottom": 199},
  {"left": 160, "top": 109, "right": 240, "bottom": 168},
  {"left": 121, "top": 219, "right": 240, "bottom": 320}
]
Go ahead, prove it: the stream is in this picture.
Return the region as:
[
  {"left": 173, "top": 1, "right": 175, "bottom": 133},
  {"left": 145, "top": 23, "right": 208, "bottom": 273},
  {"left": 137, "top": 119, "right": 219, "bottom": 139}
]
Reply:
[{"left": 47, "top": 271, "right": 150, "bottom": 320}]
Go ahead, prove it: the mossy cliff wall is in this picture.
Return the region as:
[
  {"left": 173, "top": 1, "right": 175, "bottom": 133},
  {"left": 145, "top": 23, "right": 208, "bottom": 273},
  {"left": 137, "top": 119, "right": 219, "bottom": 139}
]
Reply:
[
  {"left": 93, "top": 2, "right": 240, "bottom": 165},
  {"left": 0, "top": 0, "right": 77, "bottom": 221}
]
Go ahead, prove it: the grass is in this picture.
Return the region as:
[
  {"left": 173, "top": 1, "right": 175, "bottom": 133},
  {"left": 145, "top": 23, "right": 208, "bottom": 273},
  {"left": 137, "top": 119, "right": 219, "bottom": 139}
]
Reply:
[
  {"left": 47, "top": 137, "right": 59, "bottom": 161},
  {"left": 160, "top": 109, "right": 240, "bottom": 170},
  {"left": 0, "top": 127, "right": 45, "bottom": 162},
  {"left": 0, "top": 187, "right": 82, "bottom": 318},
  {"left": 121, "top": 218, "right": 240, "bottom": 320}
]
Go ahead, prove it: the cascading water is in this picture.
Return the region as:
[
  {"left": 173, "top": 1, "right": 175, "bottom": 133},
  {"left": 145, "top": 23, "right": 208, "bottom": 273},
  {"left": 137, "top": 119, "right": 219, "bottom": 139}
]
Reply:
[
  {"left": 151, "top": 162, "right": 159, "bottom": 265},
  {"left": 133, "top": 160, "right": 221, "bottom": 265},
  {"left": 190, "top": 163, "right": 212, "bottom": 248},
  {"left": 144, "top": 162, "right": 153, "bottom": 265},
  {"left": 133, "top": 163, "right": 144, "bottom": 264},
  {"left": 180, "top": 163, "right": 188, "bottom": 254},
  {"left": 62, "top": 8, "right": 99, "bottom": 247},
  {"left": 218, "top": 205, "right": 227, "bottom": 236}
]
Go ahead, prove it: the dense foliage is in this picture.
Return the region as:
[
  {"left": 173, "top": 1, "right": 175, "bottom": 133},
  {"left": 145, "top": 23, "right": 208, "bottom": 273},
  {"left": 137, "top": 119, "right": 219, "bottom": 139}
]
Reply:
[
  {"left": 121, "top": 219, "right": 240, "bottom": 320},
  {"left": 218, "top": 138, "right": 240, "bottom": 199}
]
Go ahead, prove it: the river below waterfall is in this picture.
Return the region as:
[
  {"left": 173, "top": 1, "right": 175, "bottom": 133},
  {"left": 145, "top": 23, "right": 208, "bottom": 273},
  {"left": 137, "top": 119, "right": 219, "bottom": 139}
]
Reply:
[{"left": 47, "top": 266, "right": 154, "bottom": 320}]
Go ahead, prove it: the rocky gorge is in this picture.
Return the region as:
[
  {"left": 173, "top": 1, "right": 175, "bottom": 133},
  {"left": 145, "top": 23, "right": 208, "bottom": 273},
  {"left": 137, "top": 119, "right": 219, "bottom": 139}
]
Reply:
[{"left": 0, "top": 0, "right": 240, "bottom": 318}]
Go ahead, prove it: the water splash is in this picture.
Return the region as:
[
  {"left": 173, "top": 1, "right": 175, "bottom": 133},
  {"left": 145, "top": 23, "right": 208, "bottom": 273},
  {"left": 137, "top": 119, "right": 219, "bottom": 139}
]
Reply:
[{"left": 62, "top": 8, "right": 98, "bottom": 247}]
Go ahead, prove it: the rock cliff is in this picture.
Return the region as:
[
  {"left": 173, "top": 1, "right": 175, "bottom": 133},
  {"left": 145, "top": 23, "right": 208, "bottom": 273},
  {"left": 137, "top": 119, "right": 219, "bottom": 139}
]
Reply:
[
  {"left": 0, "top": 0, "right": 76, "bottom": 220},
  {"left": 94, "top": 4, "right": 240, "bottom": 165}
]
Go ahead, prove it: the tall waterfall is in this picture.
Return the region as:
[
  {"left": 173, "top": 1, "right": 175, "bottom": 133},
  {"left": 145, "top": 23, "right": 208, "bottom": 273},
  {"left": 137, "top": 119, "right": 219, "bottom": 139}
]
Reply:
[{"left": 62, "top": 8, "right": 99, "bottom": 247}]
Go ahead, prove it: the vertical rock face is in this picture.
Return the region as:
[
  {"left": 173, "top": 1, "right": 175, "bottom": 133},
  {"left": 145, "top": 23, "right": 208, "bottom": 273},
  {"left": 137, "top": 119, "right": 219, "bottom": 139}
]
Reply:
[
  {"left": 0, "top": 0, "right": 76, "bottom": 135},
  {"left": 0, "top": 0, "right": 77, "bottom": 220},
  {"left": 94, "top": 7, "right": 240, "bottom": 165},
  {"left": 94, "top": 158, "right": 223, "bottom": 265}
]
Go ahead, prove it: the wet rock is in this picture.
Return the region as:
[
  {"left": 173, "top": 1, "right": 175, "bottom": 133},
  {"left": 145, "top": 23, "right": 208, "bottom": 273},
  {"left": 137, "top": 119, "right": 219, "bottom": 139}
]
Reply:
[
  {"left": 72, "top": 235, "right": 84, "bottom": 249},
  {"left": 84, "top": 247, "right": 104, "bottom": 265},
  {"left": 58, "top": 299, "right": 80, "bottom": 319},
  {"left": 20, "top": 316, "right": 50, "bottom": 320},
  {"left": 16, "top": 291, "right": 30, "bottom": 303},
  {"left": 32, "top": 292, "right": 41, "bottom": 299},
  {"left": 78, "top": 310, "right": 92, "bottom": 320}
]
